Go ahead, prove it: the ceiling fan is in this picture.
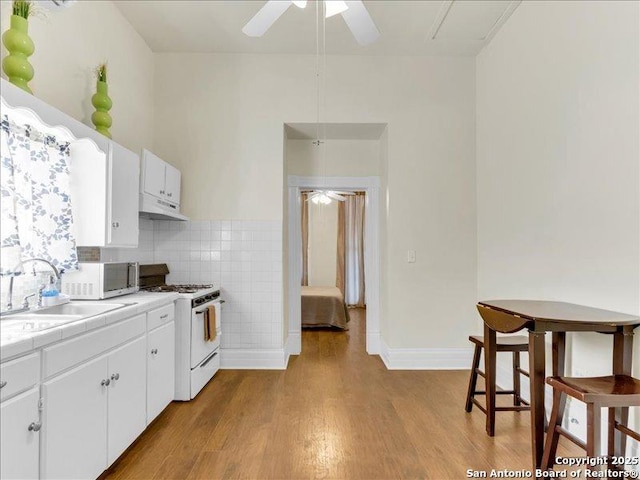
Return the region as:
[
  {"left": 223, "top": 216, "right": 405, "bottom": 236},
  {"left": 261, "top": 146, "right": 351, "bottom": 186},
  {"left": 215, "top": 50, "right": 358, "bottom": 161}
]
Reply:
[
  {"left": 242, "top": 0, "right": 380, "bottom": 46},
  {"left": 306, "top": 190, "right": 355, "bottom": 204}
]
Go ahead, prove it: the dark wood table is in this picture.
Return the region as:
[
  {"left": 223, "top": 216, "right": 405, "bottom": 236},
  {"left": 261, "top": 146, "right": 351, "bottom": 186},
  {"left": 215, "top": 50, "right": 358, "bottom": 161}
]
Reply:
[{"left": 477, "top": 300, "right": 640, "bottom": 469}]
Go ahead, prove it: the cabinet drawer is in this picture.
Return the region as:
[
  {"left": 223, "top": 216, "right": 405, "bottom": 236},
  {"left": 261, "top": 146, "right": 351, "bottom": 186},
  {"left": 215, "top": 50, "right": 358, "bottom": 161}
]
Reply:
[
  {"left": 147, "top": 303, "right": 175, "bottom": 331},
  {"left": 43, "top": 314, "right": 145, "bottom": 378},
  {"left": 0, "top": 352, "right": 40, "bottom": 402}
]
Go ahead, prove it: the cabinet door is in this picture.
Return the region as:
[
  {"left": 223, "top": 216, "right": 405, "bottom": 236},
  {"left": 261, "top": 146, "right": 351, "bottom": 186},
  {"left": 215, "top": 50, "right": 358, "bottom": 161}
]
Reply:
[
  {"left": 0, "top": 387, "right": 40, "bottom": 480},
  {"left": 147, "top": 321, "right": 175, "bottom": 424},
  {"left": 164, "top": 162, "right": 181, "bottom": 206},
  {"left": 108, "top": 142, "right": 139, "bottom": 247},
  {"left": 107, "top": 336, "right": 147, "bottom": 466},
  {"left": 142, "top": 150, "right": 166, "bottom": 200},
  {"left": 42, "top": 356, "right": 108, "bottom": 480}
]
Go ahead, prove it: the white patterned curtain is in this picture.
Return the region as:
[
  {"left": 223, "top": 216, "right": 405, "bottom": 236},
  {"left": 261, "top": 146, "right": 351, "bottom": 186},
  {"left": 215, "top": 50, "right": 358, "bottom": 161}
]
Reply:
[{"left": 0, "top": 115, "right": 78, "bottom": 276}]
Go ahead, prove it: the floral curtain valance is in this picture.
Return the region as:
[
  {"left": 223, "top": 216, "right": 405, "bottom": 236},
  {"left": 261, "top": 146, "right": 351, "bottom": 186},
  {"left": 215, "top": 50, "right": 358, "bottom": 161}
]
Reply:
[{"left": 0, "top": 114, "right": 78, "bottom": 276}]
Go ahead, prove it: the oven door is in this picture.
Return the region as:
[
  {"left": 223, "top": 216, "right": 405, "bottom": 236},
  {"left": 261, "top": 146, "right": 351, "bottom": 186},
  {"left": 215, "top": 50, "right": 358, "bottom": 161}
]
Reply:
[{"left": 190, "top": 300, "right": 221, "bottom": 369}]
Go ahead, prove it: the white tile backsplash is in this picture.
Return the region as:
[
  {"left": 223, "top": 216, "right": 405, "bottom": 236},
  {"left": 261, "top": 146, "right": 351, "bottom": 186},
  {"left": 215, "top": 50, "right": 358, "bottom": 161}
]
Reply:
[{"left": 118, "top": 218, "right": 284, "bottom": 350}]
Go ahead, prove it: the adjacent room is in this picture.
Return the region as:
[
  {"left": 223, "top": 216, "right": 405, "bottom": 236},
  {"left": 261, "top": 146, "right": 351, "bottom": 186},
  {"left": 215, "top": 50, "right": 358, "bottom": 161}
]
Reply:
[{"left": 0, "top": 1, "right": 638, "bottom": 479}]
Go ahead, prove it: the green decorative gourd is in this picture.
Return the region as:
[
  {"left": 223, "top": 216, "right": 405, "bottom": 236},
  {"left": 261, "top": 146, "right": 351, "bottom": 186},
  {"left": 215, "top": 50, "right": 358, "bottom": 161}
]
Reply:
[
  {"left": 2, "top": 14, "right": 35, "bottom": 94},
  {"left": 91, "top": 66, "right": 113, "bottom": 138}
]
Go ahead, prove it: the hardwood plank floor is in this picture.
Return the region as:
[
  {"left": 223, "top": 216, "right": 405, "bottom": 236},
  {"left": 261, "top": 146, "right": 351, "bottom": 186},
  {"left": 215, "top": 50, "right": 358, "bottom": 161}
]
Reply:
[{"left": 102, "top": 309, "right": 580, "bottom": 479}]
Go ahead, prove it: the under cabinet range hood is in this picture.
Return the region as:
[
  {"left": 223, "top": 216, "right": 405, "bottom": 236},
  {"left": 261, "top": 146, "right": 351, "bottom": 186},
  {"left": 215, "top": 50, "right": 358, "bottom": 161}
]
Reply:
[
  {"left": 139, "top": 149, "right": 189, "bottom": 221},
  {"left": 139, "top": 193, "right": 189, "bottom": 221}
]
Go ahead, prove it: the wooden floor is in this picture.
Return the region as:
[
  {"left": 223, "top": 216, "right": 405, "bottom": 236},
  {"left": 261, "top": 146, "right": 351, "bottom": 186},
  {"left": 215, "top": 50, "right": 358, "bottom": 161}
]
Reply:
[{"left": 103, "top": 309, "right": 580, "bottom": 480}]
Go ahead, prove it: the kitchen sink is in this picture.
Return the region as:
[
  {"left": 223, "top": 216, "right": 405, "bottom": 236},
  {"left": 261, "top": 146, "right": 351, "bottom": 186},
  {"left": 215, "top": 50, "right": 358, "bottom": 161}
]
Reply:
[
  {"left": 0, "top": 302, "right": 134, "bottom": 335},
  {"left": 29, "top": 302, "right": 128, "bottom": 317}
]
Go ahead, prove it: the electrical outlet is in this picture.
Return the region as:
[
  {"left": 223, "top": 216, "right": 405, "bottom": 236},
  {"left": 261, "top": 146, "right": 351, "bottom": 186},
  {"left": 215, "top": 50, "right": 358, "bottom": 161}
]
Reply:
[{"left": 407, "top": 250, "right": 416, "bottom": 263}]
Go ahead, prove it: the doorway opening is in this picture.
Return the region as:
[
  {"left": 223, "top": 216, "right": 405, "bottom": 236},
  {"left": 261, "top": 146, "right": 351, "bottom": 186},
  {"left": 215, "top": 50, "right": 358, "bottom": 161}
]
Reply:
[
  {"left": 284, "top": 122, "right": 387, "bottom": 356},
  {"left": 286, "top": 176, "right": 381, "bottom": 355}
]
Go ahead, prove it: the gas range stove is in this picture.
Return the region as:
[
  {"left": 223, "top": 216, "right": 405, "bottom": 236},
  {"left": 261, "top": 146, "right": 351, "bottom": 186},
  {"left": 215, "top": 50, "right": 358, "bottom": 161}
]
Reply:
[
  {"left": 142, "top": 284, "right": 214, "bottom": 294},
  {"left": 141, "top": 284, "right": 220, "bottom": 307},
  {"left": 139, "top": 264, "right": 223, "bottom": 401},
  {"left": 138, "top": 264, "right": 220, "bottom": 305}
]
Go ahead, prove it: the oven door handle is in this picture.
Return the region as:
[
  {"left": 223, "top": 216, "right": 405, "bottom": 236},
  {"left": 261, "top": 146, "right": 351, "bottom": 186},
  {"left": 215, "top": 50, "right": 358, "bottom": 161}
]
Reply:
[{"left": 195, "top": 301, "right": 222, "bottom": 315}]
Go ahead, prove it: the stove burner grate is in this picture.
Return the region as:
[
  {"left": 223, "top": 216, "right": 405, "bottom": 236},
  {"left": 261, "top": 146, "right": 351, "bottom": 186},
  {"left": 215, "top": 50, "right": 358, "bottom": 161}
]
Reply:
[{"left": 142, "top": 284, "right": 214, "bottom": 294}]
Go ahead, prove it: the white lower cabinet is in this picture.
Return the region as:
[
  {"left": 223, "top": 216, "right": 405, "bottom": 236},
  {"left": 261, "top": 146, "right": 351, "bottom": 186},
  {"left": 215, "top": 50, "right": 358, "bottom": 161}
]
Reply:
[
  {"left": 0, "top": 387, "right": 40, "bottom": 480},
  {"left": 147, "top": 321, "right": 175, "bottom": 424},
  {"left": 1, "top": 301, "right": 177, "bottom": 480},
  {"left": 41, "top": 335, "right": 146, "bottom": 480},
  {"left": 42, "top": 355, "right": 108, "bottom": 480},
  {"left": 107, "top": 336, "right": 147, "bottom": 465}
]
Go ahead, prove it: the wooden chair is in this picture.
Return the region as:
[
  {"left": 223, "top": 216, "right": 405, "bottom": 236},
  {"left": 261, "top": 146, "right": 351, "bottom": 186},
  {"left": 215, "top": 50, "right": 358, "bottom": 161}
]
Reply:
[
  {"left": 465, "top": 335, "right": 531, "bottom": 430},
  {"left": 542, "top": 375, "right": 640, "bottom": 470}
]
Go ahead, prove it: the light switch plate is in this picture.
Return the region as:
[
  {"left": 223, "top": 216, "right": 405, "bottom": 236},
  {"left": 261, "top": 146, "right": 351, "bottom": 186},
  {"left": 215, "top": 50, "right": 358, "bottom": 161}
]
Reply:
[{"left": 407, "top": 250, "right": 416, "bottom": 263}]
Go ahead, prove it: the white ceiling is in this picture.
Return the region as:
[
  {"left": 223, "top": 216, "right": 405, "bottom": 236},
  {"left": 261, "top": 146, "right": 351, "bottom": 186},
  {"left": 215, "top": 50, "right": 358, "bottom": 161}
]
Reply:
[{"left": 114, "top": 0, "right": 520, "bottom": 56}]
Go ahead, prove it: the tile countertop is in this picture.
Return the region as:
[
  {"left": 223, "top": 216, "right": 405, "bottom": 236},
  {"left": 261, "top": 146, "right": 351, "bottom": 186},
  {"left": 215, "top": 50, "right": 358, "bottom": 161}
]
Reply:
[{"left": 0, "top": 291, "right": 179, "bottom": 362}]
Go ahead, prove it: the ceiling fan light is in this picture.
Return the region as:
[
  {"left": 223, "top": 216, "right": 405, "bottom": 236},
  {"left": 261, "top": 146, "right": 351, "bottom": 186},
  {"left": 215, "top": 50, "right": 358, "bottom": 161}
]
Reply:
[
  {"left": 292, "top": 0, "right": 307, "bottom": 8},
  {"left": 325, "top": 0, "right": 348, "bottom": 18}
]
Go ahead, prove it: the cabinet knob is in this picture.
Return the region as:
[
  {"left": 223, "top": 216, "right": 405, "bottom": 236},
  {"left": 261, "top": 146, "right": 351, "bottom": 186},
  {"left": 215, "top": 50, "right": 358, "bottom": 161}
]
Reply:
[
  {"left": 112, "top": 222, "right": 120, "bottom": 228},
  {"left": 167, "top": 193, "right": 172, "bottom": 197},
  {"left": 160, "top": 190, "right": 165, "bottom": 195},
  {"left": 151, "top": 348, "right": 158, "bottom": 355},
  {"left": 101, "top": 378, "right": 111, "bottom": 387},
  {"left": 110, "top": 373, "right": 120, "bottom": 381},
  {"left": 0, "top": 380, "right": 6, "bottom": 389},
  {"left": 28, "top": 422, "right": 41, "bottom": 432}
]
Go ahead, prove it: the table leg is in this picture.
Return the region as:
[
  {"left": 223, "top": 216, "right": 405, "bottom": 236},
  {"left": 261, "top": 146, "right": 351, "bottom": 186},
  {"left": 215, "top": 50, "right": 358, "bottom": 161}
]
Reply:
[
  {"left": 541, "top": 332, "right": 567, "bottom": 469},
  {"left": 484, "top": 323, "right": 497, "bottom": 436},
  {"left": 529, "top": 330, "right": 546, "bottom": 469},
  {"left": 611, "top": 328, "right": 634, "bottom": 459}
]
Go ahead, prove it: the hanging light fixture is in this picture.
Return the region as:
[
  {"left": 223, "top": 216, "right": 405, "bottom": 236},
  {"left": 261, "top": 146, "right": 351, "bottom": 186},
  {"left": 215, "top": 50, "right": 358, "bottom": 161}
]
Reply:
[{"left": 305, "top": 1, "right": 354, "bottom": 206}]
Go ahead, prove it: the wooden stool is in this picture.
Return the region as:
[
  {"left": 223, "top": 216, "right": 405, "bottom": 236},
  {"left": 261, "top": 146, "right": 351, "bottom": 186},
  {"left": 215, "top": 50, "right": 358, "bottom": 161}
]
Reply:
[
  {"left": 542, "top": 375, "right": 640, "bottom": 470},
  {"left": 465, "top": 335, "right": 531, "bottom": 431}
]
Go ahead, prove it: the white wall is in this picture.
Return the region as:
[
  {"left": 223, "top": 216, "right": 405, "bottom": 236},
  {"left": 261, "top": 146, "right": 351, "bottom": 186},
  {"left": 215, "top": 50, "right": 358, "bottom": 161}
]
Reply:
[
  {"left": 0, "top": 0, "right": 154, "bottom": 153},
  {"left": 287, "top": 139, "right": 381, "bottom": 177},
  {"left": 307, "top": 200, "right": 338, "bottom": 287},
  {"left": 154, "top": 53, "right": 477, "bottom": 352},
  {"left": 477, "top": 0, "right": 639, "bottom": 443}
]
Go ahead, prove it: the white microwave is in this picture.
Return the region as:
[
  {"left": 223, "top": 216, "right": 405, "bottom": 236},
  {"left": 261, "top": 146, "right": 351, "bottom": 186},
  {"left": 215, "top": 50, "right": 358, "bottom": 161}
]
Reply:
[{"left": 61, "top": 262, "right": 139, "bottom": 300}]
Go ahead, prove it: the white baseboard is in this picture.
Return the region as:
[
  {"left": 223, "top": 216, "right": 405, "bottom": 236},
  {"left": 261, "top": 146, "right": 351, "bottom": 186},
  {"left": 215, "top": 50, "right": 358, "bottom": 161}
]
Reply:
[
  {"left": 220, "top": 348, "right": 288, "bottom": 370},
  {"left": 285, "top": 331, "right": 301, "bottom": 356},
  {"left": 366, "top": 331, "right": 381, "bottom": 355},
  {"left": 380, "top": 340, "right": 474, "bottom": 370}
]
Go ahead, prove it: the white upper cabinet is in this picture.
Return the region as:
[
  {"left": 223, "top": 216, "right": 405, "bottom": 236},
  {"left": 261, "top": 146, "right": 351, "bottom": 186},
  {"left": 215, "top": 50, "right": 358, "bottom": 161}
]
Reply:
[
  {"left": 164, "top": 162, "right": 181, "bottom": 206},
  {"left": 70, "top": 140, "right": 140, "bottom": 248},
  {"left": 108, "top": 143, "right": 140, "bottom": 246},
  {"left": 141, "top": 149, "right": 181, "bottom": 207},
  {"left": 142, "top": 149, "right": 166, "bottom": 200}
]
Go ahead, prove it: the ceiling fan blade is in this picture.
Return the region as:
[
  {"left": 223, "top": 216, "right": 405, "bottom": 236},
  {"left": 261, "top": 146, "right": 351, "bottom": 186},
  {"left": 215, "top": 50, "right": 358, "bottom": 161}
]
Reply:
[
  {"left": 242, "top": 0, "right": 292, "bottom": 37},
  {"left": 305, "top": 192, "right": 320, "bottom": 201},
  {"left": 331, "top": 191, "right": 355, "bottom": 195},
  {"left": 341, "top": 1, "right": 380, "bottom": 46},
  {"left": 326, "top": 192, "right": 347, "bottom": 201}
]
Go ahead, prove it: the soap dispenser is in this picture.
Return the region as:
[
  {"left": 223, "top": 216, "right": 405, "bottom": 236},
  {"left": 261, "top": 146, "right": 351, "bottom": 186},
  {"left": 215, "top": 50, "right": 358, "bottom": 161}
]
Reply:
[{"left": 41, "top": 275, "right": 60, "bottom": 307}]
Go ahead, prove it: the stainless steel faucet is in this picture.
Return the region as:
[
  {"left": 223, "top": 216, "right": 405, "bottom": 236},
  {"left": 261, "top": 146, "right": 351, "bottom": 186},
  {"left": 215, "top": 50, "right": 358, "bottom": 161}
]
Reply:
[{"left": 4, "top": 258, "right": 61, "bottom": 314}]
